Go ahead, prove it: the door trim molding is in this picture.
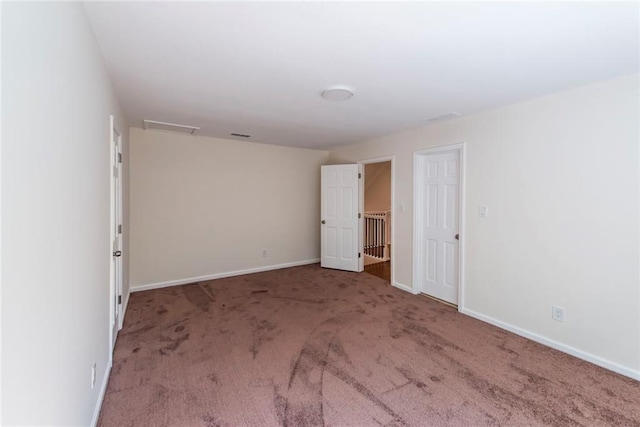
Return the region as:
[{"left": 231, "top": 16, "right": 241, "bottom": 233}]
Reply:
[
  {"left": 413, "top": 143, "right": 466, "bottom": 309},
  {"left": 90, "top": 359, "right": 112, "bottom": 427},
  {"left": 108, "top": 114, "right": 123, "bottom": 362},
  {"left": 357, "top": 155, "right": 395, "bottom": 285}
]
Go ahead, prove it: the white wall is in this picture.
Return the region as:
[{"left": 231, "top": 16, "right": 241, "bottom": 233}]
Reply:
[
  {"left": 2, "top": 3, "right": 129, "bottom": 424},
  {"left": 330, "top": 74, "right": 640, "bottom": 378},
  {"left": 129, "top": 128, "right": 329, "bottom": 289}
]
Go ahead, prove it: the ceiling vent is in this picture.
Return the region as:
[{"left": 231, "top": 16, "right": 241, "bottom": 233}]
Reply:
[
  {"left": 143, "top": 120, "right": 200, "bottom": 135},
  {"left": 230, "top": 133, "right": 251, "bottom": 138},
  {"left": 424, "top": 112, "right": 461, "bottom": 124}
]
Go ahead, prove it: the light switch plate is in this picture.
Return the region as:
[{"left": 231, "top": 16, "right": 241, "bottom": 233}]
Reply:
[{"left": 479, "top": 206, "right": 488, "bottom": 218}]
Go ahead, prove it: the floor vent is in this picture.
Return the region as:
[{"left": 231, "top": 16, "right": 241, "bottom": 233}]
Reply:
[{"left": 230, "top": 133, "right": 251, "bottom": 138}]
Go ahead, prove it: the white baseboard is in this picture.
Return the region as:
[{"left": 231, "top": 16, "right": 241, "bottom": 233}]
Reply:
[
  {"left": 123, "top": 291, "right": 130, "bottom": 316},
  {"left": 118, "top": 290, "right": 130, "bottom": 330},
  {"left": 460, "top": 307, "right": 640, "bottom": 381},
  {"left": 92, "top": 290, "right": 130, "bottom": 426},
  {"left": 90, "top": 358, "right": 112, "bottom": 427},
  {"left": 393, "top": 281, "right": 418, "bottom": 295},
  {"left": 131, "top": 259, "right": 320, "bottom": 293}
]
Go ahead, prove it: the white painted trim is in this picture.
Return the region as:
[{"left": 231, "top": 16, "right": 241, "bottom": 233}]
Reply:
[
  {"left": 108, "top": 115, "right": 124, "bottom": 365},
  {"left": 130, "top": 259, "right": 321, "bottom": 292},
  {"left": 358, "top": 163, "right": 364, "bottom": 272},
  {"left": 461, "top": 307, "right": 640, "bottom": 381},
  {"left": 415, "top": 143, "right": 466, "bottom": 155},
  {"left": 108, "top": 114, "right": 115, "bottom": 364},
  {"left": 412, "top": 153, "right": 420, "bottom": 297},
  {"left": 393, "top": 281, "right": 419, "bottom": 295},
  {"left": 412, "top": 143, "right": 466, "bottom": 306},
  {"left": 358, "top": 155, "right": 396, "bottom": 286},
  {"left": 90, "top": 359, "right": 112, "bottom": 427},
  {"left": 0, "top": 3, "right": 4, "bottom": 418},
  {"left": 359, "top": 155, "right": 396, "bottom": 163},
  {"left": 458, "top": 144, "right": 467, "bottom": 310},
  {"left": 118, "top": 290, "right": 130, "bottom": 330}
]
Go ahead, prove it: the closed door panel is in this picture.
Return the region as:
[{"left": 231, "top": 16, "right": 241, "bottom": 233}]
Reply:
[{"left": 416, "top": 150, "right": 460, "bottom": 304}]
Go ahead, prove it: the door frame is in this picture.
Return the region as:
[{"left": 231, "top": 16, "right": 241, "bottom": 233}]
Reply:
[
  {"left": 357, "top": 155, "right": 395, "bottom": 286},
  {"left": 413, "top": 143, "right": 466, "bottom": 309},
  {"left": 109, "top": 114, "right": 123, "bottom": 358}
]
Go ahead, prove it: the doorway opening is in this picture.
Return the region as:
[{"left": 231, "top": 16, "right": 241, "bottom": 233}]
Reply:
[{"left": 361, "top": 159, "right": 393, "bottom": 283}]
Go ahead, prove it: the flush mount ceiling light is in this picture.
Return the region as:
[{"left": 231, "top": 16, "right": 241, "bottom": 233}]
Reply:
[
  {"left": 143, "top": 119, "right": 200, "bottom": 135},
  {"left": 321, "top": 85, "right": 355, "bottom": 101}
]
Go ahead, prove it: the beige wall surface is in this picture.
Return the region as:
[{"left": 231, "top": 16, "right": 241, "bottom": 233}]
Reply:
[
  {"left": 2, "top": 2, "right": 129, "bottom": 424},
  {"left": 330, "top": 75, "right": 640, "bottom": 376},
  {"left": 365, "top": 162, "right": 391, "bottom": 212},
  {"left": 129, "top": 128, "right": 329, "bottom": 288}
]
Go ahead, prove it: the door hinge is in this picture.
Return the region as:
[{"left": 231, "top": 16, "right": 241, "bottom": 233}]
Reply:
[
  {"left": 118, "top": 152, "right": 122, "bottom": 164},
  {"left": 118, "top": 224, "right": 122, "bottom": 234},
  {"left": 358, "top": 213, "right": 361, "bottom": 219},
  {"left": 118, "top": 295, "right": 122, "bottom": 305},
  {"left": 358, "top": 252, "right": 361, "bottom": 258},
  {"left": 358, "top": 173, "right": 362, "bottom": 179}
]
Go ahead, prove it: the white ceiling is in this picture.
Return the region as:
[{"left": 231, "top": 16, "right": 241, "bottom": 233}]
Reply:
[{"left": 84, "top": 1, "right": 639, "bottom": 150}]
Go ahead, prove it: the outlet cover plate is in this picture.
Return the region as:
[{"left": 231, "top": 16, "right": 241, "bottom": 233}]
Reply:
[{"left": 552, "top": 306, "right": 565, "bottom": 322}]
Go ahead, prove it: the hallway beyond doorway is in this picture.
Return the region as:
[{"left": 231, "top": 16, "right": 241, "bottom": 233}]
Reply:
[{"left": 364, "top": 261, "right": 391, "bottom": 282}]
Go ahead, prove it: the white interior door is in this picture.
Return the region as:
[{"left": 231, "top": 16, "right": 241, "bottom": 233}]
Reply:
[
  {"left": 321, "top": 164, "right": 363, "bottom": 272},
  {"left": 414, "top": 149, "right": 461, "bottom": 304},
  {"left": 110, "top": 117, "right": 123, "bottom": 351}
]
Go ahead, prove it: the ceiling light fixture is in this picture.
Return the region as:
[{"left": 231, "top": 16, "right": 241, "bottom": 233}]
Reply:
[{"left": 321, "top": 85, "right": 355, "bottom": 101}]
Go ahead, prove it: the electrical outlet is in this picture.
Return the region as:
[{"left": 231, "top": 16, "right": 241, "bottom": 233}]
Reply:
[
  {"left": 262, "top": 249, "right": 268, "bottom": 258},
  {"left": 552, "top": 306, "right": 565, "bottom": 322},
  {"left": 91, "top": 363, "right": 97, "bottom": 389}
]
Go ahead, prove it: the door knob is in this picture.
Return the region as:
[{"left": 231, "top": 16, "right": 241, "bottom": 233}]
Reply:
[
  {"left": 455, "top": 234, "right": 459, "bottom": 240},
  {"left": 321, "top": 220, "right": 326, "bottom": 224},
  {"left": 113, "top": 250, "right": 122, "bottom": 257}
]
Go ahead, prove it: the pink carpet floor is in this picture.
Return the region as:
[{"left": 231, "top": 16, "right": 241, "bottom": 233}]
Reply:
[{"left": 98, "top": 264, "right": 640, "bottom": 426}]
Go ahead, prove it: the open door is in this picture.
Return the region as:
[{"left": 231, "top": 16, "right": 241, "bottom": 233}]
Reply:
[
  {"left": 110, "top": 115, "right": 123, "bottom": 352},
  {"left": 321, "top": 164, "right": 363, "bottom": 272}
]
